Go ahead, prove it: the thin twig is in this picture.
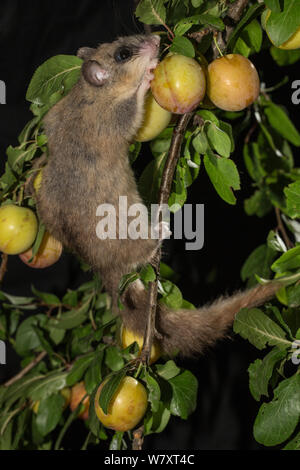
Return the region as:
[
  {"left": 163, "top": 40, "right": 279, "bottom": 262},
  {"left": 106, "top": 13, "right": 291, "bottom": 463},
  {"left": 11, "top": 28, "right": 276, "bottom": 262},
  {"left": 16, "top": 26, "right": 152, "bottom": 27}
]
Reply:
[
  {"left": 275, "top": 207, "right": 294, "bottom": 250},
  {"left": 244, "top": 121, "right": 258, "bottom": 145},
  {"left": 3, "top": 351, "right": 47, "bottom": 387},
  {"left": 141, "top": 113, "right": 193, "bottom": 364},
  {"left": 0, "top": 253, "right": 8, "bottom": 284},
  {"left": 132, "top": 425, "right": 144, "bottom": 450}
]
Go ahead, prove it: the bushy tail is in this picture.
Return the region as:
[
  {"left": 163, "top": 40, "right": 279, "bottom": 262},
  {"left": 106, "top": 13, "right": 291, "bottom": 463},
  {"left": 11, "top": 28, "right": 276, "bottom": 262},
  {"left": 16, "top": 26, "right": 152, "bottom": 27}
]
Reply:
[{"left": 121, "top": 281, "right": 281, "bottom": 357}]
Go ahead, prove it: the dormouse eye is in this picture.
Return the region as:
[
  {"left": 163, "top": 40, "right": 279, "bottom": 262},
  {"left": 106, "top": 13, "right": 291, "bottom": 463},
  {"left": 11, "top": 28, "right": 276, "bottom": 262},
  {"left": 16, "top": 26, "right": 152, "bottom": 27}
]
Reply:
[{"left": 114, "top": 47, "right": 133, "bottom": 63}]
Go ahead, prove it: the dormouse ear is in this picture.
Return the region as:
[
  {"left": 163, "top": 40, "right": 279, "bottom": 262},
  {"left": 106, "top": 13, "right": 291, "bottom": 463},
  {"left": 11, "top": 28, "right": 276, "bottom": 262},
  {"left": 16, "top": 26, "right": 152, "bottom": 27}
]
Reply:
[
  {"left": 82, "top": 60, "right": 110, "bottom": 87},
  {"left": 77, "top": 47, "right": 96, "bottom": 60}
]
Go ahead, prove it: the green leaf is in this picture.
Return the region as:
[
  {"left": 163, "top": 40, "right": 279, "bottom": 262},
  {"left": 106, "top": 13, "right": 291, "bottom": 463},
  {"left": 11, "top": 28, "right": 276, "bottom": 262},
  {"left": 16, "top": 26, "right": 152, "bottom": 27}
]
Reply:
[
  {"left": 118, "top": 272, "right": 139, "bottom": 297},
  {"left": 62, "top": 290, "right": 78, "bottom": 308},
  {"left": 170, "top": 36, "right": 195, "bottom": 57},
  {"left": 169, "top": 370, "right": 198, "bottom": 420},
  {"left": 18, "top": 117, "right": 39, "bottom": 144},
  {"left": 155, "top": 360, "right": 180, "bottom": 380},
  {"left": 140, "top": 264, "right": 156, "bottom": 286},
  {"left": 98, "top": 371, "right": 126, "bottom": 415},
  {"left": 138, "top": 153, "right": 167, "bottom": 205},
  {"left": 135, "top": 0, "right": 166, "bottom": 26},
  {"left": 31, "top": 285, "right": 60, "bottom": 306},
  {"left": 267, "top": 230, "right": 286, "bottom": 253},
  {"left": 105, "top": 346, "right": 124, "bottom": 372},
  {"left": 159, "top": 280, "right": 183, "bottom": 309},
  {"left": 248, "top": 347, "right": 287, "bottom": 401},
  {"left": 84, "top": 350, "right": 104, "bottom": 394},
  {"left": 233, "top": 37, "right": 251, "bottom": 57},
  {"left": 227, "top": 3, "right": 265, "bottom": 50},
  {"left": 263, "top": 102, "right": 300, "bottom": 147},
  {"left": 197, "top": 109, "right": 219, "bottom": 125},
  {"left": 241, "top": 244, "right": 277, "bottom": 284},
  {"left": 271, "top": 245, "right": 300, "bottom": 274},
  {"left": 244, "top": 189, "right": 272, "bottom": 218},
  {"left": 283, "top": 430, "right": 300, "bottom": 450},
  {"left": 284, "top": 181, "right": 300, "bottom": 218},
  {"left": 30, "top": 223, "right": 46, "bottom": 260},
  {"left": 168, "top": 164, "right": 187, "bottom": 209},
  {"left": 0, "top": 292, "right": 35, "bottom": 307},
  {"left": 26, "top": 55, "right": 82, "bottom": 105},
  {"left": 206, "top": 123, "right": 232, "bottom": 158},
  {"left": 266, "top": 1, "right": 300, "bottom": 47},
  {"left": 6, "top": 144, "right": 37, "bottom": 172},
  {"left": 242, "top": 19, "right": 263, "bottom": 53},
  {"left": 219, "top": 121, "right": 235, "bottom": 152},
  {"left": 144, "top": 370, "right": 161, "bottom": 413},
  {"left": 144, "top": 401, "right": 171, "bottom": 435},
  {"left": 198, "top": 13, "right": 224, "bottom": 31},
  {"left": 86, "top": 386, "right": 102, "bottom": 438},
  {"left": 66, "top": 353, "right": 95, "bottom": 387},
  {"left": 12, "top": 408, "right": 30, "bottom": 450},
  {"left": 192, "top": 130, "right": 209, "bottom": 154},
  {"left": 233, "top": 308, "right": 291, "bottom": 350},
  {"left": 28, "top": 371, "right": 67, "bottom": 402},
  {"left": 15, "top": 316, "right": 43, "bottom": 356},
  {"left": 35, "top": 393, "right": 65, "bottom": 437},
  {"left": 264, "top": 0, "right": 282, "bottom": 12},
  {"left": 109, "top": 431, "right": 124, "bottom": 450},
  {"left": 191, "top": 0, "right": 203, "bottom": 6},
  {"left": 270, "top": 46, "right": 300, "bottom": 66},
  {"left": 253, "top": 374, "right": 300, "bottom": 446},
  {"left": 49, "top": 297, "right": 91, "bottom": 330},
  {"left": 204, "top": 152, "right": 240, "bottom": 205},
  {"left": 0, "top": 163, "right": 17, "bottom": 192}
]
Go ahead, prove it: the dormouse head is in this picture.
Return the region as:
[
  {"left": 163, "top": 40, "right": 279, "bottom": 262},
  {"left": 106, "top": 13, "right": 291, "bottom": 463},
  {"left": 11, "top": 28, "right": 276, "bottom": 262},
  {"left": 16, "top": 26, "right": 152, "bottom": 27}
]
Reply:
[{"left": 77, "top": 35, "right": 160, "bottom": 102}]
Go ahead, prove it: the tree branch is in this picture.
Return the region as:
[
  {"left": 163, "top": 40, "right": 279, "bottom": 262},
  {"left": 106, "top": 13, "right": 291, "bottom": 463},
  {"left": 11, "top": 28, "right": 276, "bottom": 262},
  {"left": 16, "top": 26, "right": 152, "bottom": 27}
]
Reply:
[
  {"left": 141, "top": 113, "right": 193, "bottom": 364},
  {"left": 0, "top": 253, "right": 8, "bottom": 285},
  {"left": 3, "top": 351, "right": 47, "bottom": 387}
]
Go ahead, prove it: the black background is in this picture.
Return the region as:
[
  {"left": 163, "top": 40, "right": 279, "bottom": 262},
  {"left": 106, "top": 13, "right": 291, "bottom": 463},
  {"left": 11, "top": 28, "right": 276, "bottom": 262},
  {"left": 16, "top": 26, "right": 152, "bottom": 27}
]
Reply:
[{"left": 0, "top": 0, "right": 299, "bottom": 450}]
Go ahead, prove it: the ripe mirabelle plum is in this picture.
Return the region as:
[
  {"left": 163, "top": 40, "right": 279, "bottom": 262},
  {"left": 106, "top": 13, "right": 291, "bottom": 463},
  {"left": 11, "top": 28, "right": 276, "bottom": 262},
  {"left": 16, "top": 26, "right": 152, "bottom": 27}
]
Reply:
[
  {"left": 151, "top": 54, "right": 206, "bottom": 114},
  {"left": 19, "top": 231, "right": 62, "bottom": 269},
  {"left": 0, "top": 204, "right": 38, "bottom": 255},
  {"left": 206, "top": 54, "right": 260, "bottom": 111},
  {"left": 69, "top": 382, "right": 90, "bottom": 420},
  {"left": 94, "top": 376, "right": 148, "bottom": 431},
  {"left": 135, "top": 92, "right": 172, "bottom": 142},
  {"left": 266, "top": 10, "right": 300, "bottom": 50},
  {"left": 121, "top": 326, "right": 162, "bottom": 364}
]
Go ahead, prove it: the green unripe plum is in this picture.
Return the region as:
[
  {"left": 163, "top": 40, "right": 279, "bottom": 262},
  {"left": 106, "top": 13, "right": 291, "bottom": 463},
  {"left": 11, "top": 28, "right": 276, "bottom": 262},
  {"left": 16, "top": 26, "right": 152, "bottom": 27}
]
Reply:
[
  {"left": 135, "top": 92, "right": 172, "bottom": 142},
  {"left": 151, "top": 54, "right": 206, "bottom": 114},
  {"left": 0, "top": 204, "right": 38, "bottom": 255},
  {"left": 206, "top": 54, "right": 260, "bottom": 112}
]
